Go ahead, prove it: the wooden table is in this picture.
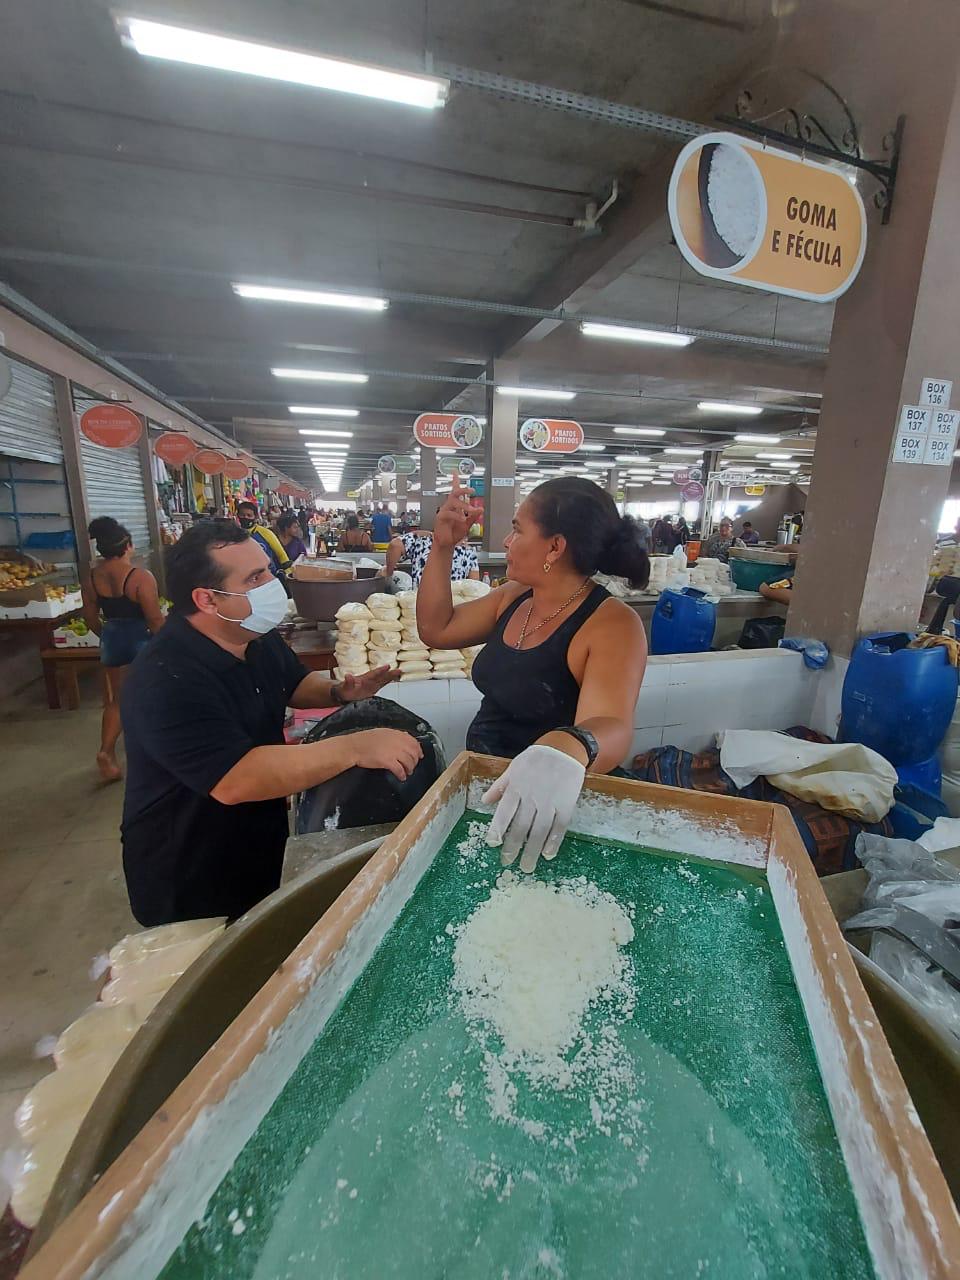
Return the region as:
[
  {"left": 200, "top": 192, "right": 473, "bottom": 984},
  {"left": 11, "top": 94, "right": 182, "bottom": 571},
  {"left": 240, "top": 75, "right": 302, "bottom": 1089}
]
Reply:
[
  {"left": 0, "top": 611, "right": 84, "bottom": 708},
  {"left": 39, "top": 647, "right": 109, "bottom": 710},
  {"left": 285, "top": 625, "right": 337, "bottom": 674}
]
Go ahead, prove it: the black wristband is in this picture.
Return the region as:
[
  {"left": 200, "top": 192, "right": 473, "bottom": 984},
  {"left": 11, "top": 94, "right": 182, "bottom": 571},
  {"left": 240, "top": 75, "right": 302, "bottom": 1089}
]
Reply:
[{"left": 554, "top": 725, "right": 599, "bottom": 768}]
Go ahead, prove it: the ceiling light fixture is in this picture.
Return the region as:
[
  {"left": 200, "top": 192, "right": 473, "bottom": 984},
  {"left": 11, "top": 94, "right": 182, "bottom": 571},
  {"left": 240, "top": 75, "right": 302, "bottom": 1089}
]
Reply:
[
  {"left": 580, "top": 321, "right": 694, "bottom": 348},
  {"left": 233, "top": 284, "right": 387, "bottom": 311},
  {"left": 663, "top": 447, "right": 704, "bottom": 456},
  {"left": 273, "top": 368, "right": 368, "bottom": 383},
  {"left": 698, "top": 401, "right": 764, "bottom": 415},
  {"left": 289, "top": 406, "right": 360, "bottom": 417},
  {"left": 497, "top": 386, "right": 576, "bottom": 401},
  {"left": 578, "top": 443, "right": 606, "bottom": 452},
  {"left": 614, "top": 455, "right": 651, "bottom": 464},
  {"left": 757, "top": 452, "right": 794, "bottom": 461},
  {"left": 651, "top": 480, "right": 670, "bottom": 486},
  {"left": 118, "top": 17, "right": 449, "bottom": 109},
  {"left": 613, "top": 427, "right": 666, "bottom": 437},
  {"left": 734, "top": 433, "right": 781, "bottom": 444},
  {"left": 297, "top": 428, "right": 354, "bottom": 437},
  {"left": 515, "top": 458, "right": 538, "bottom": 467}
]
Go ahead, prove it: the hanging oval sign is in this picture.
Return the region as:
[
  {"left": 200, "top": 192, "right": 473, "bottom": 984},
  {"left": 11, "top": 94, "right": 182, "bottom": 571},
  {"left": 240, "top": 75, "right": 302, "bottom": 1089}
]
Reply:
[
  {"left": 668, "top": 131, "right": 867, "bottom": 303},
  {"left": 745, "top": 484, "right": 766, "bottom": 496},
  {"left": 682, "top": 480, "right": 705, "bottom": 501},
  {"left": 438, "top": 456, "right": 476, "bottom": 477},
  {"left": 518, "top": 418, "right": 584, "bottom": 454},
  {"left": 413, "top": 413, "right": 484, "bottom": 449},
  {"left": 192, "top": 449, "right": 227, "bottom": 475},
  {"left": 154, "top": 431, "right": 198, "bottom": 466},
  {"left": 79, "top": 403, "right": 142, "bottom": 448},
  {"left": 222, "top": 457, "right": 251, "bottom": 480},
  {"left": 671, "top": 468, "right": 690, "bottom": 486}
]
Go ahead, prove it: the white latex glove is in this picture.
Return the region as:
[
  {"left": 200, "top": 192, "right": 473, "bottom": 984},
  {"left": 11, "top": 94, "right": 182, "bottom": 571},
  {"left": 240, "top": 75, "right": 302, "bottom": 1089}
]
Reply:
[{"left": 482, "top": 745, "right": 586, "bottom": 874}]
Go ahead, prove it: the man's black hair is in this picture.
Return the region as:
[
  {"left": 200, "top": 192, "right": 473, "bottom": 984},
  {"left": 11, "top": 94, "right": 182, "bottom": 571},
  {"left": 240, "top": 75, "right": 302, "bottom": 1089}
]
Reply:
[
  {"left": 236, "top": 499, "right": 258, "bottom": 517},
  {"left": 165, "top": 519, "right": 250, "bottom": 615}
]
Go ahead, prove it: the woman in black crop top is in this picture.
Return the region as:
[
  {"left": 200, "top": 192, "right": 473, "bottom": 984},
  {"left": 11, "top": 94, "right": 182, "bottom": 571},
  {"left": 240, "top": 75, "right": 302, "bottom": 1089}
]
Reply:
[
  {"left": 81, "top": 516, "right": 165, "bottom": 782},
  {"left": 417, "top": 476, "right": 648, "bottom": 872}
]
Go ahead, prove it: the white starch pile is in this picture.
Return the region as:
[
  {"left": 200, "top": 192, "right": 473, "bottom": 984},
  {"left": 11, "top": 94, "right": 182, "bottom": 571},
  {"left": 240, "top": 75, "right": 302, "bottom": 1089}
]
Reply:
[
  {"left": 450, "top": 871, "right": 645, "bottom": 1147},
  {"left": 706, "top": 142, "right": 761, "bottom": 259}
]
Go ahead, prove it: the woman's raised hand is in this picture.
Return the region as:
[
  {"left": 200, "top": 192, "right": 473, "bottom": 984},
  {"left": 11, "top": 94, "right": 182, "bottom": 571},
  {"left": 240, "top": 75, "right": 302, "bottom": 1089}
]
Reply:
[{"left": 432, "top": 474, "right": 475, "bottom": 549}]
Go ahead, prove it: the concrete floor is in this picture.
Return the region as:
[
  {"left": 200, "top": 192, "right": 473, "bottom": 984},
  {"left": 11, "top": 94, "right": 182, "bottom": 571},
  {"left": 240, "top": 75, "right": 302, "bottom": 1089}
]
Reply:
[{"left": 0, "top": 674, "right": 136, "bottom": 1211}]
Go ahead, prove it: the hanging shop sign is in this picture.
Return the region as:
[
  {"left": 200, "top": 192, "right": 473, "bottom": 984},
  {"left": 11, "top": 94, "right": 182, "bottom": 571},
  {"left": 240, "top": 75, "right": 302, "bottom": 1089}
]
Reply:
[
  {"left": 222, "top": 457, "right": 251, "bottom": 480},
  {"left": 682, "top": 481, "right": 705, "bottom": 501},
  {"left": 192, "top": 448, "right": 227, "bottom": 476},
  {"left": 438, "top": 456, "right": 476, "bottom": 477},
  {"left": 0, "top": 355, "right": 12, "bottom": 401},
  {"left": 378, "top": 454, "right": 417, "bottom": 475},
  {"left": 745, "top": 484, "right": 766, "bottom": 496},
  {"left": 154, "top": 431, "right": 198, "bottom": 466},
  {"left": 79, "top": 402, "right": 143, "bottom": 448},
  {"left": 671, "top": 468, "right": 690, "bottom": 486},
  {"left": 413, "top": 413, "right": 484, "bottom": 449},
  {"left": 518, "top": 418, "right": 584, "bottom": 454},
  {"left": 668, "top": 131, "right": 867, "bottom": 303}
]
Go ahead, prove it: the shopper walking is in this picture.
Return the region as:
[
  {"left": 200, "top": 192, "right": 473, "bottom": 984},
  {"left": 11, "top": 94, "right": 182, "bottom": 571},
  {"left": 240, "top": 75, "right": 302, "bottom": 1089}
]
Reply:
[
  {"left": 370, "top": 503, "right": 394, "bottom": 544},
  {"left": 417, "top": 476, "right": 648, "bottom": 872},
  {"left": 81, "top": 517, "right": 164, "bottom": 783},
  {"left": 338, "top": 513, "right": 373, "bottom": 552}
]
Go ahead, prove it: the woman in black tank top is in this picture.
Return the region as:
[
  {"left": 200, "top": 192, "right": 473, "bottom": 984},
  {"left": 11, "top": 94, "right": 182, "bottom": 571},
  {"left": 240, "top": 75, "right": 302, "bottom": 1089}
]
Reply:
[
  {"left": 417, "top": 476, "right": 649, "bottom": 872},
  {"left": 81, "top": 516, "right": 165, "bottom": 783}
]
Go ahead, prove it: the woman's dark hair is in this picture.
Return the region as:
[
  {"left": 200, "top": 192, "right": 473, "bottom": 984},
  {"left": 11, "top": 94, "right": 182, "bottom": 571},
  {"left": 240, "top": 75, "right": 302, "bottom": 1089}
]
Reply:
[
  {"left": 88, "top": 516, "right": 131, "bottom": 558},
  {"left": 345, "top": 514, "right": 360, "bottom": 530},
  {"left": 165, "top": 519, "right": 249, "bottom": 614},
  {"left": 277, "top": 513, "right": 299, "bottom": 535},
  {"left": 527, "top": 478, "right": 650, "bottom": 589}
]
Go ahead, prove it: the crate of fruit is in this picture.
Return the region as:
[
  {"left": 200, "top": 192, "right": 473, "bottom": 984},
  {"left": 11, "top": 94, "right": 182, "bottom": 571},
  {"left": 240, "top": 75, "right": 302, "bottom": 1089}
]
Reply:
[
  {"left": 53, "top": 620, "right": 100, "bottom": 649},
  {"left": 0, "top": 548, "right": 81, "bottom": 618}
]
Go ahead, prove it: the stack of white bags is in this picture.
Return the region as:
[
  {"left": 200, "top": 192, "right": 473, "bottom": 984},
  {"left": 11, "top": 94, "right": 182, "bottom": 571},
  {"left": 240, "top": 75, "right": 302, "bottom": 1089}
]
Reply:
[
  {"left": 334, "top": 582, "right": 489, "bottom": 681},
  {"left": 689, "top": 557, "right": 734, "bottom": 595}
]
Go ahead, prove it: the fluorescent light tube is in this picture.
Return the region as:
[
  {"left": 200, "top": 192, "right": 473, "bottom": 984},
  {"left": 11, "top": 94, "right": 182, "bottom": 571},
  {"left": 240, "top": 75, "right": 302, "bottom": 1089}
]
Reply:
[
  {"left": 698, "top": 401, "right": 763, "bottom": 415},
  {"left": 734, "top": 433, "right": 781, "bottom": 443},
  {"left": 613, "top": 427, "right": 665, "bottom": 437},
  {"left": 297, "top": 428, "right": 354, "bottom": 437},
  {"left": 497, "top": 386, "right": 576, "bottom": 401},
  {"left": 119, "top": 18, "right": 449, "bottom": 109},
  {"left": 289, "top": 406, "right": 360, "bottom": 417},
  {"left": 234, "top": 283, "right": 387, "bottom": 311},
  {"left": 273, "top": 368, "right": 368, "bottom": 383},
  {"left": 580, "top": 321, "right": 694, "bottom": 347}
]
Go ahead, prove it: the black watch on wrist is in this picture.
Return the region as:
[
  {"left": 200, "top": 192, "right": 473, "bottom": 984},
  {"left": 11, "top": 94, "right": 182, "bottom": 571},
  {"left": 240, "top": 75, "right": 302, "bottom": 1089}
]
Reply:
[{"left": 555, "top": 725, "right": 599, "bottom": 769}]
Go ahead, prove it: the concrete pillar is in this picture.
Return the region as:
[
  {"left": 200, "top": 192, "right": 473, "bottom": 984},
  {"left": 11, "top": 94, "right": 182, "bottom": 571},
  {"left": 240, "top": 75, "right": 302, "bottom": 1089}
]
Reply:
[
  {"left": 419, "top": 449, "right": 439, "bottom": 531},
  {"left": 483, "top": 365, "right": 518, "bottom": 552},
  {"left": 396, "top": 472, "right": 408, "bottom": 514},
  {"left": 789, "top": 56, "right": 960, "bottom": 653},
  {"left": 606, "top": 465, "right": 620, "bottom": 506}
]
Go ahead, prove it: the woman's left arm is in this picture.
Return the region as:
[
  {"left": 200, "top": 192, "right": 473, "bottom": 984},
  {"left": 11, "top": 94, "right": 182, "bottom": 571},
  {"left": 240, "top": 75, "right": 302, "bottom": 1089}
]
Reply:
[{"left": 538, "top": 601, "right": 647, "bottom": 773}]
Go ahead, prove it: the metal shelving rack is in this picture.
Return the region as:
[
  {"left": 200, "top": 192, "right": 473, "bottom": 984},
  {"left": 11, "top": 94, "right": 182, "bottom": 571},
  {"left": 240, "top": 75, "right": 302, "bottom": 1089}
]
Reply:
[{"left": 0, "top": 459, "right": 68, "bottom": 550}]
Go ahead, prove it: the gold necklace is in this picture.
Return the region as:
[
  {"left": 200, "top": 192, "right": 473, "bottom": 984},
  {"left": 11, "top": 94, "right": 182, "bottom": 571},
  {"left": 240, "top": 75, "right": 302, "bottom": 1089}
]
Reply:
[{"left": 514, "top": 580, "right": 591, "bottom": 650}]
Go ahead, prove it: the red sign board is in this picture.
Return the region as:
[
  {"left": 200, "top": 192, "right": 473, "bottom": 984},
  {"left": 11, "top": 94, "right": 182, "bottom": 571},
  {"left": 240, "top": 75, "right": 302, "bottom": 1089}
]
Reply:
[
  {"left": 79, "top": 403, "right": 142, "bottom": 449},
  {"left": 518, "top": 418, "right": 584, "bottom": 454},
  {"left": 222, "top": 458, "right": 251, "bottom": 480},
  {"left": 672, "top": 468, "right": 690, "bottom": 486},
  {"left": 413, "top": 413, "right": 484, "bottom": 450},
  {"left": 682, "top": 481, "right": 705, "bottom": 501},
  {"left": 154, "top": 432, "right": 198, "bottom": 466},
  {"left": 192, "top": 449, "right": 227, "bottom": 476}
]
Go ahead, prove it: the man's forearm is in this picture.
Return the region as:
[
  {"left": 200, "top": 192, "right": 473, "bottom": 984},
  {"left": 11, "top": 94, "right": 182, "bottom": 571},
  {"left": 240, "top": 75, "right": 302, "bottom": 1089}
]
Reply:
[
  {"left": 288, "top": 671, "right": 340, "bottom": 710},
  {"left": 211, "top": 738, "right": 359, "bottom": 805}
]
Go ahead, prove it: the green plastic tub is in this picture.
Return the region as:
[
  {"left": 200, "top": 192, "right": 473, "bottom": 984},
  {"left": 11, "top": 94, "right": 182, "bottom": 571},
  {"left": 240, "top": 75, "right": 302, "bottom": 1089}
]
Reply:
[{"left": 729, "top": 556, "right": 792, "bottom": 592}]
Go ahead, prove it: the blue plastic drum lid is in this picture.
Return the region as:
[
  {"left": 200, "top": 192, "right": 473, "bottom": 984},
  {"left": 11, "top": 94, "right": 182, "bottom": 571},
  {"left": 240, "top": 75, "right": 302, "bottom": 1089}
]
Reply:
[
  {"left": 839, "top": 633, "right": 960, "bottom": 765},
  {"left": 649, "top": 588, "right": 716, "bottom": 656}
]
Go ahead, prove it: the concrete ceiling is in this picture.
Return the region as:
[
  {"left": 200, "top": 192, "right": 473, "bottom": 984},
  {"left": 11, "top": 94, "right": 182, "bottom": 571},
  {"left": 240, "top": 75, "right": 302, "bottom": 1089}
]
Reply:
[{"left": 0, "top": 0, "right": 834, "bottom": 493}]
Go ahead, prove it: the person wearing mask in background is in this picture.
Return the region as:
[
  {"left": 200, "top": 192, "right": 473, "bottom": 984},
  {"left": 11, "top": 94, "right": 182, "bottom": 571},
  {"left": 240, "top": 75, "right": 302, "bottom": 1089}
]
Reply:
[
  {"left": 339, "top": 513, "right": 373, "bottom": 552},
  {"left": 385, "top": 525, "right": 480, "bottom": 586},
  {"left": 703, "top": 518, "right": 744, "bottom": 564},
  {"left": 417, "top": 476, "right": 648, "bottom": 872},
  {"left": 236, "top": 500, "right": 291, "bottom": 579},
  {"left": 81, "top": 517, "right": 165, "bottom": 783},
  {"left": 120, "top": 520, "right": 417, "bottom": 925},
  {"left": 370, "top": 503, "right": 394, "bottom": 545},
  {"left": 276, "top": 512, "right": 308, "bottom": 563},
  {"left": 740, "top": 520, "right": 760, "bottom": 546}
]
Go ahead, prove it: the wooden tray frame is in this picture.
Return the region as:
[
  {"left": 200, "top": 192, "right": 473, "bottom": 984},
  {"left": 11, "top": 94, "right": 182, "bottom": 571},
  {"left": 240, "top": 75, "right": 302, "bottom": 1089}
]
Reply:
[{"left": 21, "top": 754, "right": 960, "bottom": 1280}]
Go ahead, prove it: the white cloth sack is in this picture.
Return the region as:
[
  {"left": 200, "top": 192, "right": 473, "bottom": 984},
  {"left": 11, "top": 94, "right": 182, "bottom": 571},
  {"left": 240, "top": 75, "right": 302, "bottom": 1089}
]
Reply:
[{"left": 718, "top": 730, "right": 897, "bottom": 822}]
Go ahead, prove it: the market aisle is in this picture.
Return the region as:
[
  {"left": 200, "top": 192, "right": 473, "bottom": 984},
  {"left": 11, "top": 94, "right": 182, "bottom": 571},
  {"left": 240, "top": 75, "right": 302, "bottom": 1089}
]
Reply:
[{"left": 0, "top": 677, "right": 135, "bottom": 1205}]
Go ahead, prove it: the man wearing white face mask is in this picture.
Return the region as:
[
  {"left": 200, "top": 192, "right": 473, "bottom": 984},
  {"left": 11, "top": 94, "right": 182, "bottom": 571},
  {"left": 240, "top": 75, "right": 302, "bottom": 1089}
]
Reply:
[{"left": 120, "top": 520, "right": 419, "bottom": 926}]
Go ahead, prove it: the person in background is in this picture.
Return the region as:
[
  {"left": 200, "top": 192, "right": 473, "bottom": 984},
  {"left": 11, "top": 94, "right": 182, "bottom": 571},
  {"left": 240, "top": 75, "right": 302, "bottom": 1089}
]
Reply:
[
  {"left": 675, "top": 515, "right": 690, "bottom": 545},
  {"left": 417, "top": 476, "right": 647, "bottom": 872},
  {"left": 276, "top": 512, "right": 308, "bottom": 563},
  {"left": 653, "top": 514, "right": 680, "bottom": 553},
  {"left": 120, "top": 521, "right": 415, "bottom": 925},
  {"left": 703, "top": 518, "right": 744, "bottom": 564},
  {"left": 740, "top": 520, "right": 760, "bottom": 546},
  {"left": 634, "top": 515, "right": 652, "bottom": 555},
  {"left": 339, "top": 513, "right": 373, "bottom": 552},
  {"left": 385, "top": 526, "right": 480, "bottom": 586},
  {"left": 236, "top": 500, "right": 291, "bottom": 579},
  {"left": 370, "top": 503, "right": 394, "bottom": 544},
  {"left": 81, "top": 516, "right": 165, "bottom": 783},
  {"left": 267, "top": 503, "right": 282, "bottom": 528}
]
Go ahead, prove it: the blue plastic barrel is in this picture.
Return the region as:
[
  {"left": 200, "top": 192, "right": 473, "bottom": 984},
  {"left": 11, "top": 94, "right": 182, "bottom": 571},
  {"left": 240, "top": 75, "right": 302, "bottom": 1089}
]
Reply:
[
  {"left": 650, "top": 588, "right": 716, "bottom": 655},
  {"left": 839, "top": 633, "right": 959, "bottom": 765}
]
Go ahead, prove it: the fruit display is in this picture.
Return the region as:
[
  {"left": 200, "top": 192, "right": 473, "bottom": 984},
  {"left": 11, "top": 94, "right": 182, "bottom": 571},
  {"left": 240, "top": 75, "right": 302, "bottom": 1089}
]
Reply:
[
  {"left": 0, "top": 558, "right": 57, "bottom": 590},
  {"left": 931, "top": 544, "right": 960, "bottom": 578}
]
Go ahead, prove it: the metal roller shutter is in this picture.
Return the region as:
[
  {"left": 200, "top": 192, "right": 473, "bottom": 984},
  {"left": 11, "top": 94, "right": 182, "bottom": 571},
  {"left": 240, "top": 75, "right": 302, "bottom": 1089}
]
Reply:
[
  {"left": 74, "top": 391, "right": 152, "bottom": 557},
  {"left": 0, "top": 356, "right": 61, "bottom": 462}
]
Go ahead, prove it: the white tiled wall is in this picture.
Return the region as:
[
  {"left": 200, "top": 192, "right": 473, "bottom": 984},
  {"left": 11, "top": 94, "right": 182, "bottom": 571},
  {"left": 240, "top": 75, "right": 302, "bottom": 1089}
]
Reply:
[{"left": 381, "top": 646, "right": 842, "bottom": 767}]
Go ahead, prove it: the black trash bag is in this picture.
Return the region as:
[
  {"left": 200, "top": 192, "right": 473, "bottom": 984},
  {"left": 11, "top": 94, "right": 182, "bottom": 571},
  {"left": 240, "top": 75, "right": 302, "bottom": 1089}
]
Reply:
[
  {"left": 295, "top": 696, "right": 446, "bottom": 834},
  {"left": 738, "top": 615, "right": 786, "bottom": 650}
]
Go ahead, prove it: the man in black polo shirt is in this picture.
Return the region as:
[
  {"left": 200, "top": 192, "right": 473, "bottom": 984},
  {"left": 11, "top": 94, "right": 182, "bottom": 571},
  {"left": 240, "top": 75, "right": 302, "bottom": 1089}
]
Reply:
[{"left": 120, "top": 520, "right": 421, "bottom": 925}]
